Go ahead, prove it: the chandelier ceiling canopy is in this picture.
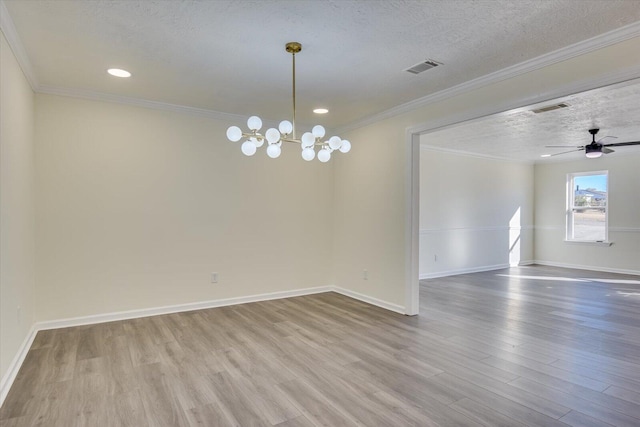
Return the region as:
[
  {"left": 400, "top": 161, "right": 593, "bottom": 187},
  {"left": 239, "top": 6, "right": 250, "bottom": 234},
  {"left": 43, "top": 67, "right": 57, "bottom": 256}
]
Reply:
[{"left": 226, "top": 42, "right": 351, "bottom": 162}]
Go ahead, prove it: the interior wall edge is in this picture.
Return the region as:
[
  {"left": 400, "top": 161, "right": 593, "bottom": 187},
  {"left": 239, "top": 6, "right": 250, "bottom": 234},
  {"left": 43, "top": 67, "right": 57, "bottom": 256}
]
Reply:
[
  {"left": 0, "top": 1, "right": 37, "bottom": 89},
  {"left": 0, "top": 323, "right": 37, "bottom": 408},
  {"left": 0, "top": 28, "right": 37, "bottom": 403}
]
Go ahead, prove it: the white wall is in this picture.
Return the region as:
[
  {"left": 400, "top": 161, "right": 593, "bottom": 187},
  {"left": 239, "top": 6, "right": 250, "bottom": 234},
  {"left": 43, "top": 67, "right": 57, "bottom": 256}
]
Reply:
[
  {"left": 535, "top": 154, "right": 640, "bottom": 274},
  {"left": 331, "top": 118, "right": 408, "bottom": 310},
  {"left": 418, "top": 149, "right": 534, "bottom": 278},
  {"left": 333, "top": 36, "right": 640, "bottom": 312},
  {"left": 0, "top": 31, "right": 36, "bottom": 385},
  {"left": 34, "top": 94, "right": 334, "bottom": 321}
]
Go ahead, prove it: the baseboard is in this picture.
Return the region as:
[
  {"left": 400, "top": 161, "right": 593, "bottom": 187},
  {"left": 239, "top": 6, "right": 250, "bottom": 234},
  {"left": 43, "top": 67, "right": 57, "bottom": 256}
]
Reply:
[
  {"left": 533, "top": 260, "right": 640, "bottom": 276},
  {"left": 0, "top": 324, "right": 38, "bottom": 408},
  {"left": 420, "top": 263, "right": 511, "bottom": 279},
  {"left": 36, "top": 286, "right": 333, "bottom": 331},
  {"left": 332, "top": 287, "right": 406, "bottom": 315}
]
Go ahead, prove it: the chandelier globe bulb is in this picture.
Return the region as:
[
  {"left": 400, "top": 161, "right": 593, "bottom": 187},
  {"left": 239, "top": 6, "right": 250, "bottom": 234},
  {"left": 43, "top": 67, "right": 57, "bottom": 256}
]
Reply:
[
  {"left": 318, "top": 148, "right": 331, "bottom": 163},
  {"left": 266, "top": 128, "right": 281, "bottom": 144},
  {"left": 301, "top": 132, "right": 315, "bottom": 148},
  {"left": 328, "top": 136, "right": 342, "bottom": 150},
  {"left": 250, "top": 136, "right": 263, "bottom": 148},
  {"left": 241, "top": 140, "right": 257, "bottom": 156},
  {"left": 279, "top": 120, "right": 293, "bottom": 135},
  {"left": 267, "top": 144, "right": 282, "bottom": 158},
  {"left": 339, "top": 140, "right": 351, "bottom": 153},
  {"left": 227, "top": 126, "right": 242, "bottom": 142},
  {"left": 302, "top": 147, "right": 315, "bottom": 161},
  {"left": 312, "top": 125, "right": 326, "bottom": 139},
  {"left": 247, "top": 116, "right": 263, "bottom": 131}
]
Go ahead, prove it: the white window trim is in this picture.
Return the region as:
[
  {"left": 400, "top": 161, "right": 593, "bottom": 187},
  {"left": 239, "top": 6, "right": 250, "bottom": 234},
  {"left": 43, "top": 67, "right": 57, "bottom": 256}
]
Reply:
[
  {"left": 565, "top": 170, "right": 611, "bottom": 244},
  {"left": 563, "top": 240, "right": 613, "bottom": 247}
]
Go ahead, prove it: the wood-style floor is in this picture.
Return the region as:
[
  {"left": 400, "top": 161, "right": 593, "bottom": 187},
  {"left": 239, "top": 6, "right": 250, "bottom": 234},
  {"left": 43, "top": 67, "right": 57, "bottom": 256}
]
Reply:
[{"left": 2, "top": 265, "right": 640, "bottom": 426}]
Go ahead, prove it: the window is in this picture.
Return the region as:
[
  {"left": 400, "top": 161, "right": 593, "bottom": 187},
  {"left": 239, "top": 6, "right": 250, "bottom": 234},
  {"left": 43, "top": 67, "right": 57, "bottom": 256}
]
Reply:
[{"left": 566, "top": 171, "right": 608, "bottom": 242}]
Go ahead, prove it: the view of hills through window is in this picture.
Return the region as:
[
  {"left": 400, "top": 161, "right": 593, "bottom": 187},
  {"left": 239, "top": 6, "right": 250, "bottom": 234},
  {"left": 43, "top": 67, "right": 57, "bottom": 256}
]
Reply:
[{"left": 572, "top": 174, "right": 607, "bottom": 241}]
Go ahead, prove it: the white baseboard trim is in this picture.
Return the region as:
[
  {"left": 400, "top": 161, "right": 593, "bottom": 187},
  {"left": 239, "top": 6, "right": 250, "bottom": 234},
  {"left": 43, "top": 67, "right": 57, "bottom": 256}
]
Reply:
[
  {"left": 36, "top": 286, "right": 333, "bottom": 331},
  {"left": 420, "top": 263, "right": 511, "bottom": 279},
  {"left": 533, "top": 260, "right": 640, "bottom": 277},
  {"left": 0, "top": 324, "right": 38, "bottom": 408},
  {"left": 332, "top": 287, "right": 406, "bottom": 315},
  {"left": 419, "top": 261, "right": 536, "bottom": 279}
]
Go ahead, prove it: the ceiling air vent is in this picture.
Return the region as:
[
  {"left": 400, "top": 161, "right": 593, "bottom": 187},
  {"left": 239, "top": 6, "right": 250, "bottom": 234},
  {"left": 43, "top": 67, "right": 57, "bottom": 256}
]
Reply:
[
  {"left": 531, "top": 102, "right": 570, "bottom": 114},
  {"left": 405, "top": 59, "right": 442, "bottom": 75}
]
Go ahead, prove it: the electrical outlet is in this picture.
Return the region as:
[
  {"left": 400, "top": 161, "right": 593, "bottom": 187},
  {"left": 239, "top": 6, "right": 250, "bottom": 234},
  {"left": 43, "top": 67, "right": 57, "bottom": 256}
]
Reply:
[
  {"left": 363, "top": 269, "right": 368, "bottom": 280},
  {"left": 211, "top": 272, "right": 219, "bottom": 283}
]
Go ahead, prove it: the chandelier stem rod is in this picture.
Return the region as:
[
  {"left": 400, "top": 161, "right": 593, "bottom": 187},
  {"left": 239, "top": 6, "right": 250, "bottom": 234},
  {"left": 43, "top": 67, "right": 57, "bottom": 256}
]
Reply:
[{"left": 292, "top": 50, "right": 296, "bottom": 140}]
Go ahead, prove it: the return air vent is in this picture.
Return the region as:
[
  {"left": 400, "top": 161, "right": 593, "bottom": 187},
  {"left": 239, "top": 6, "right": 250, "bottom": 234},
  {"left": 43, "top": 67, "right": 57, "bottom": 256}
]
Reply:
[
  {"left": 405, "top": 59, "right": 442, "bottom": 74},
  {"left": 531, "top": 102, "right": 570, "bottom": 114}
]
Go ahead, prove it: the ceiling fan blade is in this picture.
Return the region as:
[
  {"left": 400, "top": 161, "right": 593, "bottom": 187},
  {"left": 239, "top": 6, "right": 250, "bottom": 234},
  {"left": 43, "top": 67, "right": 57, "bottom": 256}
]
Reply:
[
  {"left": 596, "top": 136, "right": 617, "bottom": 143},
  {"left": 602, "top": 147, "right": 615, "bottom": 154},
  {"left": 602, "top": 141, "right": 640, "bottom": 147},
  {"left": 545, "top": 145, "right": 583, "bottom": 148},
  {"left": 549, "top": 148, "right": 583, "bottom": 157}
]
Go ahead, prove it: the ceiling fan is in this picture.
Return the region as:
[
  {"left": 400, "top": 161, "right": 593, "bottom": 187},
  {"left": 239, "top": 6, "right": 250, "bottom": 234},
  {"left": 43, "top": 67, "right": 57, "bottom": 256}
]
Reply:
[{"left": 545, "top": 128, "right": 640, "bottom": 158}]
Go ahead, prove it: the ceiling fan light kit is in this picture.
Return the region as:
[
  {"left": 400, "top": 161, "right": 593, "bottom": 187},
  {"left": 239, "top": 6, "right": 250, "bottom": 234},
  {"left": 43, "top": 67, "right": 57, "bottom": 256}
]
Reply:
[
  {"left": 545, "top": 128, "right": 640, "bottom": 159},
  {"left": 585, "top": 145, "right": 603, "bottom": 158},
  {"left": 226, "top": 42, "right": 351, "bottom": 162}
]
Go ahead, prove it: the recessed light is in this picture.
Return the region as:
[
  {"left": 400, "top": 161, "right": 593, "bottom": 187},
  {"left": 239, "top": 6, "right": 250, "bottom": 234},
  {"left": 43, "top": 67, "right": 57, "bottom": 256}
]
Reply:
[
  {"left": 313, "top": 108, "right": 329, "bottom": 114},
  {"left": 540, "top": 154, "right": 551, "bottom": 158},
  {"left": 107, "top": 68, "right": 131, "bottom": 78}
]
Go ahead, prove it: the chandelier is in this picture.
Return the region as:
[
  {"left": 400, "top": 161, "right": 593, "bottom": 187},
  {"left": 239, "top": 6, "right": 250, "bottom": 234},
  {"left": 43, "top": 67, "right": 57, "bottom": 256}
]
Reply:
[{"left": 226, "top": 42, "right": 351, "bottom": 162}]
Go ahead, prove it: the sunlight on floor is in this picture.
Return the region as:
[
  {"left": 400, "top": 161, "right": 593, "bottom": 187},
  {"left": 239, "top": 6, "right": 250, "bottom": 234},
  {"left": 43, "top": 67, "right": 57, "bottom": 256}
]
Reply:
[
  {"left": 496, "top": 274, "right": 588, "bottom": 282},
  {"left": 616, "top": 291, "right": 640, "bottom": 297},
  {"left": 595, "top": 279, "right": 640, "bottom": 285},
  {"left": 496, "top": 274, "right": 640, "bottom": 285}
]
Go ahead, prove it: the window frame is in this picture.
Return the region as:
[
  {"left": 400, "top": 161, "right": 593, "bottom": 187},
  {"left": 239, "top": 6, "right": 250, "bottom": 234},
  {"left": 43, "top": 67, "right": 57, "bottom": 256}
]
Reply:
[{"left": 566, "top": 170, "right": 609, "bottom": 244}]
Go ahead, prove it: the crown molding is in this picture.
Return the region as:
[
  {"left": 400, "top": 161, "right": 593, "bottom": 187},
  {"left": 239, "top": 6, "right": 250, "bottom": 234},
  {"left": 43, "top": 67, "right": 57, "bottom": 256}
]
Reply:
[
  {"left": 37, "top": 85, "right": 327, "bottom": 130},
  {"left": 0, "top": 0, "right": 38, "bottom": 89},
  {"left": 420, "top": 144, "right": 533, "bottom": 164},
  {"left": 37, "top": 85, "right": 262, "bottom": 124},
  {"left": 336, "top": 21, "right": 640, "bottom": 135}
]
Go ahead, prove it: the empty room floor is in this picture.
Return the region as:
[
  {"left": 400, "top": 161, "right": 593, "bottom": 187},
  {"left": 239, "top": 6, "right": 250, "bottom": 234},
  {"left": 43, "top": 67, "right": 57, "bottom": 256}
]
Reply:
[{"left": 1, "top": 265, "right": 640, "bottom": 426}]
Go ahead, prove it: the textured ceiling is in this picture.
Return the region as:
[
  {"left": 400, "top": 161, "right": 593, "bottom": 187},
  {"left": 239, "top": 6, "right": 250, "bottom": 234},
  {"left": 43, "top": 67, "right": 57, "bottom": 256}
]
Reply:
[
  {"left": 4, "top": 0, "right": 640, "bottom": 131},
  {"left": 420, "top": 79, "right": 640, "bottom": 162}
]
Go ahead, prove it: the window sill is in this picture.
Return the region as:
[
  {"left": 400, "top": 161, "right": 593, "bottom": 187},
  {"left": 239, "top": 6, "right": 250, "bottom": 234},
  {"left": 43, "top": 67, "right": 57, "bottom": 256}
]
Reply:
[{"left": 564, "top": 240, "right": 613, "bottom": 247}]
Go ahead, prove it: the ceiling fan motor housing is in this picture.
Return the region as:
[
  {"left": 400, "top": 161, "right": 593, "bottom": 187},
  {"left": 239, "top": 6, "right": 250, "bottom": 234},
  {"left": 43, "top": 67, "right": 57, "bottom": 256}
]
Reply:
[{"left": 585, "top": 144, "right": 602, "bottom": 158}]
